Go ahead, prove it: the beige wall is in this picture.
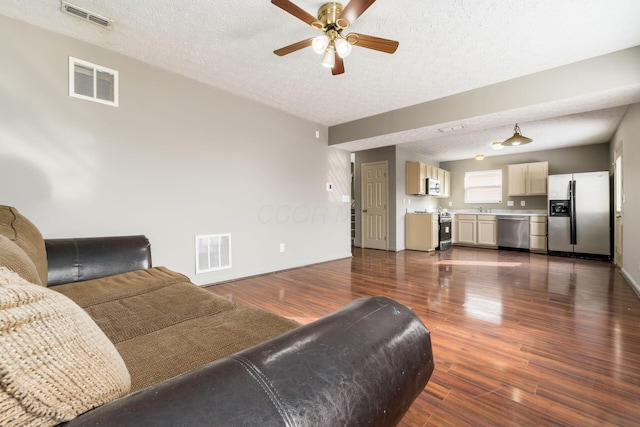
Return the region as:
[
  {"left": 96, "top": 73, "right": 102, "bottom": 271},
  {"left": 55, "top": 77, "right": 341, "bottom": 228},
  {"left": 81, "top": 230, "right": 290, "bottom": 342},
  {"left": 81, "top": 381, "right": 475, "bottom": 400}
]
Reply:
[
  {"left": 0, "top": 15, "right": 352, "bottom": 285},
  {"left": 353, "top": 146, "right": 440, "bottom": 251},
  {"left": 609, "top": 103, "right": 640, "bottom": 293},
  {"left": 440, "top": 143, "right": 611, "bottom": 212}
]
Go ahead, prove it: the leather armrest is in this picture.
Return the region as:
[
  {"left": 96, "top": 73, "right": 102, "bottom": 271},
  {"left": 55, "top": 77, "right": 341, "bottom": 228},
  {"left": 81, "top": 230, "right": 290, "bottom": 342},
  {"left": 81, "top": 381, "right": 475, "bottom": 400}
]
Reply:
[
  {"left": 63, "top": 296, "right": 434, "bottom": 427},
  {"left": 45, "top": 236, "right": 151, "bottom": 286}
]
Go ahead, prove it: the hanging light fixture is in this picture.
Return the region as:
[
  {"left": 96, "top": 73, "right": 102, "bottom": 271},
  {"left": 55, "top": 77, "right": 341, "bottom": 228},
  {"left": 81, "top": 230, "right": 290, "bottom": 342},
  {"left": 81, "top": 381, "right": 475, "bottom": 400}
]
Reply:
[{"left": 502, "top": 124, "right": 532, "bottom": 146}]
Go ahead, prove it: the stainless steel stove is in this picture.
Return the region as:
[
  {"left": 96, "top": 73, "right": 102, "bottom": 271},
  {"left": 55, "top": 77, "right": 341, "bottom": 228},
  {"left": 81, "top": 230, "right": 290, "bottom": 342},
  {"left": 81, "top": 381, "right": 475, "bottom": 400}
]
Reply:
[{"left": 437, "top": 212, "right": 452, "bottom": 250}]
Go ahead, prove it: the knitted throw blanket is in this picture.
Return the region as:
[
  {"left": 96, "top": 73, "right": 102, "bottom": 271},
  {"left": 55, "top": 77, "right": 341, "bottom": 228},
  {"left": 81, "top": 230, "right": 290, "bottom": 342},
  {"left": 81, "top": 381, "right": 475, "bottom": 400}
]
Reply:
[{"left": 0, "top": 267, "right": 130, "bottom": 427}]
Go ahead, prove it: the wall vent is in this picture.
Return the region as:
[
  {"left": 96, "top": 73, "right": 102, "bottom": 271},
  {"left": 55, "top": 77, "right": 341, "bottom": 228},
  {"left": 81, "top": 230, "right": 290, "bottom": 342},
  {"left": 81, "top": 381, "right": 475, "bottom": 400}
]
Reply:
[
  {"left": 69, "top": 57, "right": 118, "bottom": 106},
  {"left": 195, "top": 234, "right": 232, "bottom": 274},
  {"left": 61, "top": 1, "right": 113, "bottom": 29}
]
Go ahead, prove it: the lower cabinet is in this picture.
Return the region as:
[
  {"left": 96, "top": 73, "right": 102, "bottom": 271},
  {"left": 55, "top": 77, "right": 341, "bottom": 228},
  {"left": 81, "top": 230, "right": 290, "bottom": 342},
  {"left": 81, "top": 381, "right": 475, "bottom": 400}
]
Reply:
[
  {"left": 455, "top": 214, "right": 497, "bottom": 248},
  {"left": 477, "top": 215, "right": 498, "bottom": 247},
  {"left": 456, "top": 215, "right": 477, "bottom": 245},
  {"left": 406, "top": 213, "right": 439, "bottom": 251},
  {"left": 530, "top": 215, "right": 547, "bottom": 253}
]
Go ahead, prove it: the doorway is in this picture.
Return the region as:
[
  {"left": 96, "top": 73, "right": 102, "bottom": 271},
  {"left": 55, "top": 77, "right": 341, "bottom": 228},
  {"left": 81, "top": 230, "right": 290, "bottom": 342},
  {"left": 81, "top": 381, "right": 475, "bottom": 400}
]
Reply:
[
  {"left": 614, "top": 143, "right": 623, "bottom": 266},
  {"left": 360, "top": 161, "right": 388, "bottom": 250}
]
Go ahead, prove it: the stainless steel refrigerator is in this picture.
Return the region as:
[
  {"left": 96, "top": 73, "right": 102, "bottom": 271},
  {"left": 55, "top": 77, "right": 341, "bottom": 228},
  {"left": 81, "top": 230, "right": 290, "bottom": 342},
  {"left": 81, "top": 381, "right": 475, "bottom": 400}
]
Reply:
[{"left": 548, "top": 171, "right": 610, "bottom": 258}]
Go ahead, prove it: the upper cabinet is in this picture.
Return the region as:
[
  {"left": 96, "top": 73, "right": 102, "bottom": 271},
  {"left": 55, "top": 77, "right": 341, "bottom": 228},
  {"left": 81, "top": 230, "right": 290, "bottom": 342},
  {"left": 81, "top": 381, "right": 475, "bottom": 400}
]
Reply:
[
  {"left": 507, "top": 161, "right": 548, "bottom": 196},
  {"left": 406, "top": 161, "right": 450, "bottom": 197},
  {"left": 406, "top": 162, "right": 426, "bottom": 195}
]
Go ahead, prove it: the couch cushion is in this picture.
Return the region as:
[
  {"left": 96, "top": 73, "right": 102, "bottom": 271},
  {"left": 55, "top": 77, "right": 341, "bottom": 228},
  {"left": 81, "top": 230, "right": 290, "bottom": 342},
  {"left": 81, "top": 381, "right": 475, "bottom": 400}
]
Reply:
[
  {"left": 0, "top": 206, "right": 48, "bottom": 286},
  {"left": 54, "top": 266, "right": 299, "bottom": 392},
  {"left": 53, "top": 266, "right": 189, "bottom": 307},
  {"left": 0, "top": 235, "right": 42, "bottom": 285},
  {"left": 116, "top": 305, "right": 300, "bottom": 392},
  {"left": 54, "top": 267, "right": 237, "bottom": 344},
  {"left": 0, "top": 267, "right": 131, "bottom": 427}
]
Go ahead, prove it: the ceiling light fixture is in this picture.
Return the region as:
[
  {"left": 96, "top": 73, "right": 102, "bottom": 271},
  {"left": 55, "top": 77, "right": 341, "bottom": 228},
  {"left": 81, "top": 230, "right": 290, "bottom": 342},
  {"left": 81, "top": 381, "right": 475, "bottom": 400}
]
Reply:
[
  {"left": 312, "top": 35, "right": 329, "bottom": 54},
  {"left": 491, "top": 141, "right": 504, "bottom": 150},
  {"left": 475, "top": 154, "right": 485, "bottom": 161},
  {"left": 322, "top": 45, "right": 336, "bottom": 68},
  {"left": 502, "top": 124, "right": 532, "bottom": 146},
  {"left": 334, "top": 38, "right": 352, "bottom": 58}
]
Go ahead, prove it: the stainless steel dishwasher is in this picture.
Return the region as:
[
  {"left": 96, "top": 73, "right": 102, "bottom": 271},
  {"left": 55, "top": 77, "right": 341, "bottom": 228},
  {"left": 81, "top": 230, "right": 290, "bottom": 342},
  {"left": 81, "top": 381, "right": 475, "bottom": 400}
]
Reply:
[{"left": 497, "top": 216, "right": 530, "bottom": 249}]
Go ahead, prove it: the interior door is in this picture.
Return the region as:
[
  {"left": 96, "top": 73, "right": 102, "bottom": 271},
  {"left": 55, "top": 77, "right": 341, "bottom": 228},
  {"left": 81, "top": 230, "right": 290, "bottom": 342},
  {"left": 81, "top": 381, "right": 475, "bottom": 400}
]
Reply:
[
  {"left": 361, "top": 161, "right": 388, "bottom": 250},
  {"left": 614, "top": 144, "right": 623, "bottom": 266}
]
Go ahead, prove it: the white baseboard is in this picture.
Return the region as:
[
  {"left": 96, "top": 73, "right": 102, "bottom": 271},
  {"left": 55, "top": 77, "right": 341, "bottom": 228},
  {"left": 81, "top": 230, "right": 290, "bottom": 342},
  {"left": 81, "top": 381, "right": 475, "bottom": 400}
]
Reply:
[{"left": 621, "top": 268, "right": 640, "bottom": 298}]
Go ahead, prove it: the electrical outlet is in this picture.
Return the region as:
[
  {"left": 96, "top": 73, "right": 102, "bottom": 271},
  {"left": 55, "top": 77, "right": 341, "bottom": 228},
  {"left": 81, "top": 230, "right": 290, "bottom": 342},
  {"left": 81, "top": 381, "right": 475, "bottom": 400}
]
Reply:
[
  {"left": 507, "top": 201, "right": 514, "bottom": 207},
  {"left": 279, "top": 243, "right": 285, "bottom": 253},
  {"left": 520, "top": 200, "right": 526, "bottom": 207},
  {"left": 448, "top": 202, "right": 453, "bottom": 207}
]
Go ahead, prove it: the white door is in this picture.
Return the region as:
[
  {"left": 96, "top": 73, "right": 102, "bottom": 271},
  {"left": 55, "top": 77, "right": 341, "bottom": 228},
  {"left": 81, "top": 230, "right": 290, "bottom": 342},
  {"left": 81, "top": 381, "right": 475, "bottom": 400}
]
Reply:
[
  {"left": 361, "top": 161, "right": 388, "bottom": 250},
  {"left": 614, "top": 144, "right": 623, "bottom": 266}
]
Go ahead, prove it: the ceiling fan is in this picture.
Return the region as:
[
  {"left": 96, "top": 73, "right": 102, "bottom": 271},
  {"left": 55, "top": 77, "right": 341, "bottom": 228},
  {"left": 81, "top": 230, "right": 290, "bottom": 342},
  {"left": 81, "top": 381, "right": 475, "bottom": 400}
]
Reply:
[{"left": 271, "top": 0, "right": 399, "bottom": 75}]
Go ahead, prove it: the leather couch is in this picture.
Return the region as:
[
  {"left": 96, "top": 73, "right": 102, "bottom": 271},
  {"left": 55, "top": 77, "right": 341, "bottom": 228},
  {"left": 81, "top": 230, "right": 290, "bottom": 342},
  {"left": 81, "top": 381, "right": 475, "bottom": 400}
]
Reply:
[{"left": 0, "top": 205, "right": 434, "bottom": 426}]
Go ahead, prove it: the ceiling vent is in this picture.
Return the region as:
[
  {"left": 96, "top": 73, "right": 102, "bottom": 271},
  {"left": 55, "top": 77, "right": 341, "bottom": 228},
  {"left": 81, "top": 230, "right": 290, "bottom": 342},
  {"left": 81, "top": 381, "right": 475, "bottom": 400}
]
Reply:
[{"left": 61, "top": 2, "right": 113, "bottom": 29}]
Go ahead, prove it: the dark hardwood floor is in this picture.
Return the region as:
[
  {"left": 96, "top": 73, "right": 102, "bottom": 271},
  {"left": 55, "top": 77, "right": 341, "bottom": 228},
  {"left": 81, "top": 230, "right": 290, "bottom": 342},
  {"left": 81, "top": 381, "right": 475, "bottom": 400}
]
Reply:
[{"left": 207, "top": 247, "right": 640, "bottom": 426}]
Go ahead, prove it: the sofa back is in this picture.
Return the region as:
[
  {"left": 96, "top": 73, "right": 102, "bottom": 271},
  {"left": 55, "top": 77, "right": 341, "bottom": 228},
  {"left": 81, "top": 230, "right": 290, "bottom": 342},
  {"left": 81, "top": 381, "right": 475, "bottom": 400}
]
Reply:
[{"left": 0, "top": 206, "right": 48, "bottom": 285}]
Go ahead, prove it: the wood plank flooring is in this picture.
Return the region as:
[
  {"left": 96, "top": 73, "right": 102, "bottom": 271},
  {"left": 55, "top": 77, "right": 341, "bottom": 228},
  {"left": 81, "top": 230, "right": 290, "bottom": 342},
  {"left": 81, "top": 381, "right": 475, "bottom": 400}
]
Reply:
[{"left": 206, "top": 247, "right": 640, "bottom": 426}]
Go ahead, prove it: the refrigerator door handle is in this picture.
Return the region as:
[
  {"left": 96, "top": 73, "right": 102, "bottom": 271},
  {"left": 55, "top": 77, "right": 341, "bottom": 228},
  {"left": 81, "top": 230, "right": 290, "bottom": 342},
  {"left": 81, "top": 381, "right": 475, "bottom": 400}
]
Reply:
[{"left": 570, "top": 180, "right": 577, "bottom": 245}]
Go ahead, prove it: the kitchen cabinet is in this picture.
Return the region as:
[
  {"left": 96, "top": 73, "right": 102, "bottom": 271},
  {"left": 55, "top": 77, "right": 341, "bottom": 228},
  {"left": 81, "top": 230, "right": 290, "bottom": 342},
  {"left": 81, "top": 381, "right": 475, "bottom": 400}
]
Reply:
[
  {"left": 406, "top": 162, "right": 426, "bottom": 195},
  {"left": 529, "top": 215, "right": 547, "bottom": 253},
  {"left": 455, "top": 214, "right": 497, "bottom": 247},
  {"left": 477, "top": 215, "right": 498, "bottom": 247},
  {"left": 438, "top": 168, "right": 451, "bottom": 198},
  {"left": 456, "top": 214, "right": 477, "bottom": 245},
  {"left": 508, "top": 161, "right": 548, "bottom": 196},
  {"left": 406, "top": 161, "right": 450, "bottom": 197},
  {"left": 406, "top": 213, "right": 439, "bottom": 251}
]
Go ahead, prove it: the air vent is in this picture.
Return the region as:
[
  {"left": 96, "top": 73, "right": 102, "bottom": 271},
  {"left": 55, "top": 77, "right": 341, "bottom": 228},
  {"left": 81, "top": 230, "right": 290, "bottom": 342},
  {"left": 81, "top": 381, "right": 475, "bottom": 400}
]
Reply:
[
  {"left": 69, "top": 57, "right": 118, "bottom": 106},
  {"left": 61, "top": 2, "right": 113, "bottom": 29},
  {"left": 195, "top": 234, "right": 232, "bottom": 274}
]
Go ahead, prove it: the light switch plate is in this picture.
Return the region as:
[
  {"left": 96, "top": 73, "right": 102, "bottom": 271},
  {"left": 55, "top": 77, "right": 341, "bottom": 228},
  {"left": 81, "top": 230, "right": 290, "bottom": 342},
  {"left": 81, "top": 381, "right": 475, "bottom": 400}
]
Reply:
[{"left": 507, "top": 201, "right": 514, "bottom": 207}]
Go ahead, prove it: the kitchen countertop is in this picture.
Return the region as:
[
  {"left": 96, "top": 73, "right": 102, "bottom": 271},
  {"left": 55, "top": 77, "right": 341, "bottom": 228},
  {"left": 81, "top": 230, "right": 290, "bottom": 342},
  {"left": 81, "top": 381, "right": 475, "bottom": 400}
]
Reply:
[
  {"left": 452, "top": 210, "right": 547, "bottom": 216},
  {"left": 407, "top": 210, "right": 547, "bottom": 216}
]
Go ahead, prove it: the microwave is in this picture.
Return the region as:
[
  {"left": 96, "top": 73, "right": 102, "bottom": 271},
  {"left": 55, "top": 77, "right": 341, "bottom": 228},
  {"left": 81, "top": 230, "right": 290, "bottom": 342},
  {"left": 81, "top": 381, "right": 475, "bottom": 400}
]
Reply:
[{"left": 425, "top": 178, "right": 441, "bottom": 196}]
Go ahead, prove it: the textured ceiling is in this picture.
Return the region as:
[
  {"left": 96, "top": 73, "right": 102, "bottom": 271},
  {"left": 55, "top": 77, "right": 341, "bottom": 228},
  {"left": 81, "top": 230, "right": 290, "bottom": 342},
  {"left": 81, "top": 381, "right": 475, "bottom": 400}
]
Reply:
[{"left": 2, "top": 0, "right": 640, "bottom": 160}]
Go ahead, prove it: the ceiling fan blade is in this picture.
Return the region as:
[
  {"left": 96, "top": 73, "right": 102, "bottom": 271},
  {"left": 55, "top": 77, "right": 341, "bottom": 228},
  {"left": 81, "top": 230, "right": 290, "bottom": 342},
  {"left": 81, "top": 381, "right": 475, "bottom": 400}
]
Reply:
[
  {"left": 347, "top": 33, "right": 399, "bottom": 54},
  {"left": 332, "top": 54, "right": 345, "bottom": 75},
  {"left": 274, "top": 38, "right": 313, "bottom": 56},
  {"left": 338, "top": 0, "right": 376, "bottom": 25},
  {"left": 271, "top": 0, "right": 320, "bottom": 27}
]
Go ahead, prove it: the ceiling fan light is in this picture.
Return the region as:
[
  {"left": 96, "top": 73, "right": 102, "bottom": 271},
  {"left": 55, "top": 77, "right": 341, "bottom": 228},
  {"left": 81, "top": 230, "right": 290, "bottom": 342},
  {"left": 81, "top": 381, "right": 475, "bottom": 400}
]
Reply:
[
  {"left": 502, "top": 124, "right": 532, "bottom": 146},
  {"left": 322, "top": 46, "right": 335, "bottom": 68},
  {"left": 312, "top": 35, "right": 329, "bottom": 54},
  {"left": 335, "top": 38, "right": 352, "bottom": 58}
]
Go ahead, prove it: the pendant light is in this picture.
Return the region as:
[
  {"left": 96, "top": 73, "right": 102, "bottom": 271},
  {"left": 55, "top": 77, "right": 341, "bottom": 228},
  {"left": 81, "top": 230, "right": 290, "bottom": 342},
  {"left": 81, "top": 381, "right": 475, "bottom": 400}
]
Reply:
[{"left": 502, "top": 124, "right": 532, "bottom": 146}]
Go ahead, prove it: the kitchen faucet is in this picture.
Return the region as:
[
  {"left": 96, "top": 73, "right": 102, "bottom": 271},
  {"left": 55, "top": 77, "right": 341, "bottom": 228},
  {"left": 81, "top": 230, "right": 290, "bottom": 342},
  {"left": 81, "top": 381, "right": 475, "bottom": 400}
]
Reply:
[{"left": 474, "top": 206, "right": 483, "bottom": 213}]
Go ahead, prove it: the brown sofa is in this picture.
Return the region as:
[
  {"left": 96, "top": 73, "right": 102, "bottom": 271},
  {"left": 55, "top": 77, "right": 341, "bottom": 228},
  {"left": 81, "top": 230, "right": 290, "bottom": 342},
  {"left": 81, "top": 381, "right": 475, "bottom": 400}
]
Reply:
[{"left": 0, "top": 205, "right": 434, "bottom": 426}]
